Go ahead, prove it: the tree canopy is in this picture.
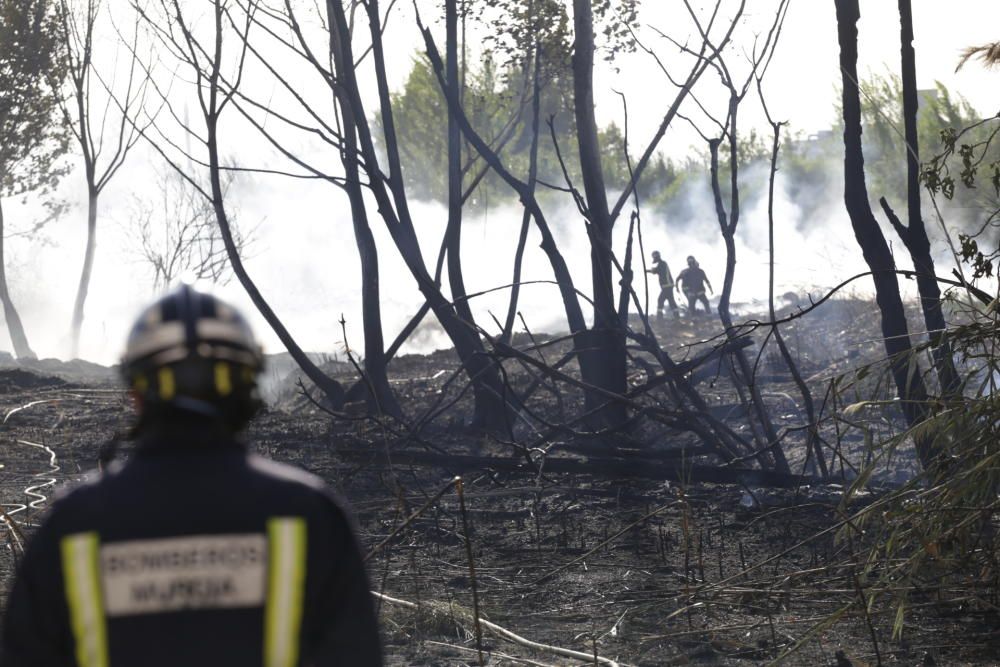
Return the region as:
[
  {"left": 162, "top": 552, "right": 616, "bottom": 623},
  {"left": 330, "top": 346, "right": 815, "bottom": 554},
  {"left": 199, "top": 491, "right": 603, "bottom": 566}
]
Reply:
[
  {"left": 384, "top": 53, "right": 679, "bottom": 208},
  {"left": 0, "top": 0, "right": 69, "bottom": 197}
]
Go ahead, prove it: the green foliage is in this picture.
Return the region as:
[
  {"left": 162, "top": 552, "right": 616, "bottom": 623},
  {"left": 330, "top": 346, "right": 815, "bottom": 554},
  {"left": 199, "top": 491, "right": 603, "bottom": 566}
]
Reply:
[
  {"left": 384, "top": 55, "right": 449, "bottom": 202},
  {"left": 821, "top": 71, "right": 1000, "bottom": 640},
  {"left": 921, "top": 116, "right": 1000, "bottom": 202},
  {"left": 847, "top": 73, "right": 993, "bottom": 231},
  {"left": 957, "top": 233, "right": 995, "bottom": 279},
  {"left": 384, "top": 52, "right": 562, "bottom": 204},
  {"left": 480, "top": 0, "right": 640, "bottom": 66},
  {"left": 920, "top": 100, "right": 1000, "bottom": 280},
  {"left": 478, "top": 0, "right": 571, "bottom": 73},
  {"left": 0, "top": 0, "right": 70, "bottom": 198},
  {"left": 835, "top": 308, "right": 1000, "bottom": 639},
  {"left": 592, "top": 0, "right": 641, "bottom": 64},
  {"left": 384, "top": 52, "right": 670, "bottom": 207},
  {"left": 385, "top": 1, "right": 663, "bottom": 208},
  {"left": 756, "top": 74, "right": 996, "bottom": 233},
  {"left": 386, "top": 32, "right": 989, "bottom": 239}
]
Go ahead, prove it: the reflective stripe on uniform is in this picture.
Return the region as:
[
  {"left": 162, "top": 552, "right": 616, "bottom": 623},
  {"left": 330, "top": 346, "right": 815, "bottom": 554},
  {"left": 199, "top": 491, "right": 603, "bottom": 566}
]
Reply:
[
  {"left": 264, "top": 517, "right": 307, "bottom": 667},
  {"left": 214, "top": 362, "right": 233, "bottom": 396},
  {"left": 61, "top": 532, "right": 109, "bottom": 667},
  {"left": 157, "top": 367, "right": 176, "bottom": 400}
]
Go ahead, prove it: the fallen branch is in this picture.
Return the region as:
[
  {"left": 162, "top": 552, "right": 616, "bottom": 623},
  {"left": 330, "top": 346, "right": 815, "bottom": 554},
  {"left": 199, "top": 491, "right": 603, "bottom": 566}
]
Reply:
[
  {"left": 372, "top": 591, "right": 626, "bottom": 667},
  {"left": 0, "top": 510, "right": 25, "bottom": 553},
  {"left": 342, "top": 449, "right": 823, "bottom": 488},
  {"left": 422, "top": 640, "right": 560, "bottom": 667}
]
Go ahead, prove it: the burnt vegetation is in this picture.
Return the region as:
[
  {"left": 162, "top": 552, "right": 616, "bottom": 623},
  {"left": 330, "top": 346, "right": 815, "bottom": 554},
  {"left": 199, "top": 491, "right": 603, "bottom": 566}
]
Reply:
[{"left": 2, "top": 0, "right": 1000, "bottom": 664}]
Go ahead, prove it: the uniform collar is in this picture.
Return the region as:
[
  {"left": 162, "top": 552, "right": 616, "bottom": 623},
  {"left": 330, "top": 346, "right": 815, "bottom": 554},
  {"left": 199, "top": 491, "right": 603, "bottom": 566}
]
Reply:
[{"left": 134, "top": 421, "right": 246, "bottom": 454}]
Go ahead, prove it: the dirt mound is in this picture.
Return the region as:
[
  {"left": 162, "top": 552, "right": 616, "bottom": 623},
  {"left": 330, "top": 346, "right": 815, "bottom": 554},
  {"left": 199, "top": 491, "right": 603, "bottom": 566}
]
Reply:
[
  {"left": 0, "top": 368, "right": 67, "bottom": 393},
  {"left": 0, "top": 358, "right": 118, "bottom": 386}
]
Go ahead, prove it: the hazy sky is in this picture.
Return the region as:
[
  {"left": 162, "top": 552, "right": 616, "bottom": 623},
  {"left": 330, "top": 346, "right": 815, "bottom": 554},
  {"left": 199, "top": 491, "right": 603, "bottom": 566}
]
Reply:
[
  {"left": 600, "top": 1, "right": 999, "bottom": 161},
  {"left": 5, "top": 0, "right": 999, "bottom": 364},
  {"left": 371, "top": 0, "right": 1000, "bottom": 157}
]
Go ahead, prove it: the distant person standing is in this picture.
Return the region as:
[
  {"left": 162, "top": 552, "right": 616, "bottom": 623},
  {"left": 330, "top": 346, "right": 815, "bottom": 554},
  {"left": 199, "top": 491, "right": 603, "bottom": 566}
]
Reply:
[
  {"left": 646, "top": 250, "right": 678, "bottom": 319},
  {"left": 676, "top": 255, "right": 713, "bottom": 315}
]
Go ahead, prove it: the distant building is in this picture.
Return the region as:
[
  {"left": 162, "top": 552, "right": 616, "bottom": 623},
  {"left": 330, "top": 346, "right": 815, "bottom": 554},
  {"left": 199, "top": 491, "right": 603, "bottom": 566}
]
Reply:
[
  {"left": 917, "top": 87, "right": 939, "bottom": 111},
  {"left": 791, "top": 89, "right": 938, "bottom": 158},
  {"left": 794, "top": 130, "right": 835, "bottom": 159}
]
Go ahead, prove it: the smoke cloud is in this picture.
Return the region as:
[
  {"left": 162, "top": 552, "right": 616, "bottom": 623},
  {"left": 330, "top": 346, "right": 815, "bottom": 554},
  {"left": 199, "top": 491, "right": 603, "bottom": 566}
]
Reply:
[{"left": 5, "top": 141, "right": 934, "bottom": 369}]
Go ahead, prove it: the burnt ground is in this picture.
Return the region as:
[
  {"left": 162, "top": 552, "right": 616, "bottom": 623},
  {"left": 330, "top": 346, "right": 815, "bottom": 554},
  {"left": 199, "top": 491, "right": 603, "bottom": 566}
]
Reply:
[{"left": 0, "top": 297, "right": 998, "bottom": 665}]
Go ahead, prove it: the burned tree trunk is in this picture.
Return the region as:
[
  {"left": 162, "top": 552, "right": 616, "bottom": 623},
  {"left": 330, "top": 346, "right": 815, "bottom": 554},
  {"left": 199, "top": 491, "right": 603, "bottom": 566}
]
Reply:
[
  {"left": 572, "top": 0, "right": 627, "bottom": 428},
  {"left": 834, "top": 0, "right": 935, "bottom": 468},
  {"left": 422, "top": 1, "right": 745, "bottom": 436},
  {"left": 0, "top": 198, "right": 34, "bottom": 359},
  {"left": 879, "top": 0, "right": 960, "bottom": 398},
  {"left": 501, "top": 46, "right": 542, "bottom": 346},
  {"left": 445, "top": 0, "right": 474, "bottom": 328},
  {"left": 329, "top": 0, "right": 510, "bottom": 432},
  {"left": 708, "top": 135, "right": 788, "bottom": 473},
  {"left": 330, "top": 46, "right": 401, "bottom": 419},
  {"left": 762, "top": 112, "right": 828, "bottom": 477}
]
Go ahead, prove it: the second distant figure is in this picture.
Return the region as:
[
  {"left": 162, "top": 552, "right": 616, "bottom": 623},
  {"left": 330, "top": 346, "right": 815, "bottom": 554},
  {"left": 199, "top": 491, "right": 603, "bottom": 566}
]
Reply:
[
  {"left": 647, "top": 250, "right": 678, "bottom": 318},
  {"left": 676, "top": 255, "right": 713, "bottom": 315}
]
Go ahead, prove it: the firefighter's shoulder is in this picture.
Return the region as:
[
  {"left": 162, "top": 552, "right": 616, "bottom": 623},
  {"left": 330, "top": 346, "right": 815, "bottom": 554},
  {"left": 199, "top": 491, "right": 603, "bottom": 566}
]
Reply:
[{"left": 244, "top": 453, "right": 356, "bottom": 521}]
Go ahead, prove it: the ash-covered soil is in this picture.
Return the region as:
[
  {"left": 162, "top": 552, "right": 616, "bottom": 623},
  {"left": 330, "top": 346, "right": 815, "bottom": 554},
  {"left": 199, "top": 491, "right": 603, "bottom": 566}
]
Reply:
[{"left": 0, "top": 297, "right": 996, "bottom": 665}]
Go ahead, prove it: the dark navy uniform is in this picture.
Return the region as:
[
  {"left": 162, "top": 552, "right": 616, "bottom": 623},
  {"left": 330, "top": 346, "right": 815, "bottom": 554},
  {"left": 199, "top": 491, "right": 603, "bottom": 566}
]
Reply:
[
  {"left": 4, "top": 284, "right": 382, "bottom": 666},
  {"left": 1, "top": 424, "right": 382, "bottom": 666}
]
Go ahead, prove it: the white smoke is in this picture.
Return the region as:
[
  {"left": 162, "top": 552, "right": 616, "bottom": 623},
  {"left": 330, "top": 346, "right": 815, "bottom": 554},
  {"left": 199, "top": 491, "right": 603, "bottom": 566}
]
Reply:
[{"left": 6, "top": 142, "right": 944, "bottom": 367}]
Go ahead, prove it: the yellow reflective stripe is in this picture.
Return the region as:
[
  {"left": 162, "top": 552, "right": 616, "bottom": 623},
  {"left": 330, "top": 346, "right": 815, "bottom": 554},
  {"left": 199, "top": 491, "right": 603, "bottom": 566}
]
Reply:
[
  {"left": 264, "top": 517, "right": 307, "bottom": 667},
  {"left": 60, "top": 532, "right": 108, "bottom": 667},
  {"left": 158, "top": 367, "right": 175, "bottom": 400},
  {"left": 214, "top": 362, "right": 233, "bottom": 396}
]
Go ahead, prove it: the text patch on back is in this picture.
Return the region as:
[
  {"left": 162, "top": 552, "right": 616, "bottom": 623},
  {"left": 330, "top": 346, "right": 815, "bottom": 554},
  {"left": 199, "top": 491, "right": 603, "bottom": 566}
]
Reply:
[{"left": 100, "top": 534, "right": 266, "bottom": 616}]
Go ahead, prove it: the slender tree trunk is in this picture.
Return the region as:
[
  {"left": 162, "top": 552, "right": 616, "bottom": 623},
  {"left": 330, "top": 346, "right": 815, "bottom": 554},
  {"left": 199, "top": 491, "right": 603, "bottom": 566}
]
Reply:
[
  {"left": 887, "top": 0, "right": 960, "bottom": 397},
  {"left": 617, "top": 212, "right": 638, "bottom": 326},
  {"left": 708, "top": 137, "right": 788, "bottom": 472},
  {"left": 347, "top": 185, "right": 401, "bottom": 418},
  {"left": 764, "top": 119, "right": 827, "bottom": 477},
  {"left": 501, "top": 46, "right": 542, "bottom": 346},
  {"left": 835, "top": 0, "right": 936, "bottom": 468},
  {"left": 572, "top": 0, "right": 627, "bottom": 428},
  {"left": 445, "top": 0, "right": 474, "bottom": 326},
  {"left": 333, "top": 60, "right": 401, "bottom": 419},
  {"left": 70, "top": 187, "right": 97, "bottom": 359},
  {"left": 67, "top": 14, "right": 99, "bottom": 361},
  {"left": 330, "top": 0, "right": 510, "bottom": 432},
  {"left": 0, "top": 197, "right": 35, "bottom": 359}
]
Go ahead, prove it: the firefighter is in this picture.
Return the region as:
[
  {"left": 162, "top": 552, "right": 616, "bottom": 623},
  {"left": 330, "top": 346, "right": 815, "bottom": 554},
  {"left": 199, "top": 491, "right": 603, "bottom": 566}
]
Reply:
[
  {"left": 646, "top": 250, "right": 679, "bottom": 318},
  {"left": 676, "top": 255, "right": 714, "bottom": 315},
  {"left": 1, "top": 284, "right": 382, "bottom": 666}
]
